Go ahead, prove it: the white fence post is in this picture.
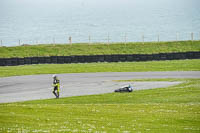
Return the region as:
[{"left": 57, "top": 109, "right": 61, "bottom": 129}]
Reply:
[
  {"left": 53, "top": 37, "right": 55, "bottom": 45},
  {"left": 158, "top": 34, "right": 160, "bottom": 42},
  {"left": 176, "top": 32, "right": 179, "bottom": 42},
  {"left": 89, "top": 35, "right": 91, "bottom": 44},
  {"left": 69, "top": 36, "right": 72, "bottom": 45},
  {"left": 19, "top": 40, "right": 21, "bottom": 46},
  {"left": 124, "top": 33, "right": 127, "bottom": 44},
  {"left": 142, "top": 34, "right": 144, "bottom": 44},
  {"left": 107, "top": 33, "right": 110, "bottom": 45},
  {"left": 191, "top": 32, "right": 194, "bottom": 41}
]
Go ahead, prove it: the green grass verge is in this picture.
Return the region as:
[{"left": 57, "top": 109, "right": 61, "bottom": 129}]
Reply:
[
  {"left": 0, "top": 41, "right": 200, "bottom": 58},
  {"left": 0, "top": 78, "right": 199, "bottom": 132},
  {"left": 0, "top": 59, "right": 200, "bottom": 77}
]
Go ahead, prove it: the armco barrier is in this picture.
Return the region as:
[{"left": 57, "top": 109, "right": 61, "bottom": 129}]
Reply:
[{"left": 0, "top": 51, "right": 199, "bottom": 66}]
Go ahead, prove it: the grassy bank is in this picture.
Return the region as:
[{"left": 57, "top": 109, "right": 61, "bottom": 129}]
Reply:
[
  {"left": 0, "top": 41, "right": 200, "bottom": 58},
  {"left": 0, "top": 78, "right": 199, "bottom": 132},
  {"left": 0, "top": 59, "right": 200, "bottom": 77}
]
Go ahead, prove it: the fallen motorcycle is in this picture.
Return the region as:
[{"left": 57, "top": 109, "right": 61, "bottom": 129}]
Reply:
[{"left": 114, "top": 84, "right": 133, "bottom": 92}]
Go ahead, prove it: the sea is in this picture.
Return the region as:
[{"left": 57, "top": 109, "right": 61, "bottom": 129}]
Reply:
[{"left": 0, "top": 0, "right": 200, "bottom": 46}]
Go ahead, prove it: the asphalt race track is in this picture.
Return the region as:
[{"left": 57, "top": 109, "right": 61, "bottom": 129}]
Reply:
[{"left": 0, "top": 71, "right": 200, "bottom": 103}]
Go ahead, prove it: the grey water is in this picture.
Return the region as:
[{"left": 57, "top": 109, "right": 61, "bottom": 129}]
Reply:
[{"left": 0, "top": 0, "right": 200, "bottom": 46}]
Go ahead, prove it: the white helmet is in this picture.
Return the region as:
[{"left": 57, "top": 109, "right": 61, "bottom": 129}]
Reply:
[{"left": 52, "top": 74, "right": 57, "bottom": 78}]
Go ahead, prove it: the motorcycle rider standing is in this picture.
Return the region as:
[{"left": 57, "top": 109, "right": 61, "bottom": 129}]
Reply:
[{"left": 52, "top": 75, "right": 60, "bottom": 98}]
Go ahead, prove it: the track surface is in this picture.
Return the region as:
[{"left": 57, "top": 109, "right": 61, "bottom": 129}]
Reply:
[{"left": 0, "top": 71, "right": 200, "bottom": 103}]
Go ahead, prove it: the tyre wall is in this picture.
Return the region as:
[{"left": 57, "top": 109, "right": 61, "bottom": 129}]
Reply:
[{"left": 0, "top": 52, "right": 200, "bottom": 66}]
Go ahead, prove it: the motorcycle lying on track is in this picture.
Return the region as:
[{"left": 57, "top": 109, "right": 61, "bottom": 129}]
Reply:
[{"left": 114, "top": 84, "right": 133, "bottom": 92}]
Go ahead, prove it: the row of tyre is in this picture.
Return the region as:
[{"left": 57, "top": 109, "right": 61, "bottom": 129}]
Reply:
[{"left": 0, "top": 52, "right": 199, "bottom": 66}]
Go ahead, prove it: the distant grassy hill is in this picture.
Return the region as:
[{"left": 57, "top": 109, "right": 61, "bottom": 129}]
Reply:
[{"left": 0, "top": 41, "right": 200, "bottom": 58}]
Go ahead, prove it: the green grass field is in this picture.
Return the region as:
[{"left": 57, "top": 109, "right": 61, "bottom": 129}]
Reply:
[
  {"left": 0, "top": 59, "right": 200, "bottom": 77},
  {"left": 0, "top": 40, "right": 200, "bottom": 58},
  {"left": 0, "top": 78, "right": 199, "bottom": 132},
  {"left": 0, "top": 56, "right": 200, "bottom": 132}
]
